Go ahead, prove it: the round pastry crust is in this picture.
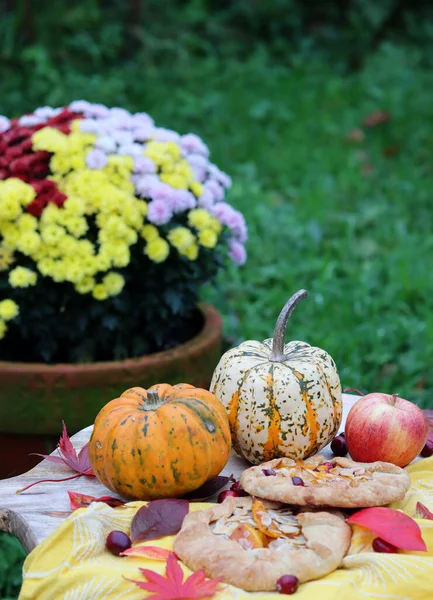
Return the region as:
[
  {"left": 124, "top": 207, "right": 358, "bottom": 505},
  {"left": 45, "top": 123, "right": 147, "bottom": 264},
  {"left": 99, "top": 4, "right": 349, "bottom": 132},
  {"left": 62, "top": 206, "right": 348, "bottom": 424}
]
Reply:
[
  {"left": 240, "top": 454, "right": 411, "bottom": 508},
  {"left": 173, "top": 496, "right": 352, "bottom": 592}
]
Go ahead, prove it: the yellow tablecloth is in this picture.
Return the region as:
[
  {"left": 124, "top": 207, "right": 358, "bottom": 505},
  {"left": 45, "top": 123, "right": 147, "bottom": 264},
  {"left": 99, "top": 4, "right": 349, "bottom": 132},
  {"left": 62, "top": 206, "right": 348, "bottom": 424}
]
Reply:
[{"left": 20, "top": 458, "right": 433, "bottom": 600}]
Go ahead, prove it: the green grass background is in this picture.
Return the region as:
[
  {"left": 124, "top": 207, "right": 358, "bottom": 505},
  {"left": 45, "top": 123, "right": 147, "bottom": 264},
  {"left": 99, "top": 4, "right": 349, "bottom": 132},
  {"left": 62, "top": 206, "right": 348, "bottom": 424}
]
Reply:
[{"left": 1, "top": 4, "right": 433, "bottom": 595}]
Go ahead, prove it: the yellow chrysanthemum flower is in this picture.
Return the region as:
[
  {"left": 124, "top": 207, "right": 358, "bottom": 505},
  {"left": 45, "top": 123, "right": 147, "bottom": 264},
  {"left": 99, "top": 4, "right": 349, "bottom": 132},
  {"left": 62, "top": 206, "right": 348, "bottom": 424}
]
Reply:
[
  {"left": 101, "top": 242, "right": 130, "bottom": 268},
  {"left": 209, "top": 217, "right": 223, "bottom": 235},
  {"left": 32, "top": 127, "right": 68, "bottom": 153},
  {"left": 50, "top": 154, "right": 71, "bottom": 174},
  {"left": 1, "top": 223, "right": 20, "bottom": 249},
  {"left": 190, "top": 181, "right": 204, "bottom": 198},
  {"left": 58, "top": 235, "right": 78, "bottom": 255},
  {"left": 167, "top": 227, "right": 195, "bottom": 251},
  {"left": 9, "top": 266, "right": 37, "bottom": 288},
  {"left": 62, "top": 215, "right": 88, "bottom": 238},
  {"left": 141, "top": 225, "right": 160, "bottom": 242},
  {"left": 76, "top": 240, "right": 95, "bottom": 257},
  {"left": 16, "top": 214, "right": 38, "bottom": 231},
  {"left": 103, "top": 272, "right": 125, "bottom": 296},
  {"left": 107, "top": 155, "right": 134, "bottom": 171},
  {"left": 123, "top": 203, "right": 145, "bottom": 228},
  {"left": 37, "top": 258, "right": 56, "bottom": 277},
  {"left": 40, "top": 224, "right": 66, "bottom": 245},
  {"left": 0, "top": 320, "right": 6, "bottom": 339},
  {"left": 145, "top": 238, "right": 170, "bottom": 263},
  {"left": 63, "top": 196, "right": 86, "bottom": 215},
  {"left": 174, "top": 160, "right": 193, "bottom": 179},
  {"left": 137, "top": 200, "right": 148, "bottom": 217},
  {"left": 164, "top": 142, "right": 182, "bottom": 160},
  {"left": 198, "top": 229, "right": 218, "bottom": 249},
  {"left": 16, "top": 231, "right": 41, "bottom": 256},
  {"left": 69, "top": 154, "right": 86, "bottom": 171},
  {"left": 188, "top": 208, "right": 213, "bottom": 230},
  {"left": 92, "top": 283, "right": 109, "bottom": 301},
  {"left": 93, "top": 252, "right": 112, "bottom": 272},
  {"left": 0, "top": 299, "right": 19, "bottom": 321},
  {"left": 0, "top": 196, "right": 21, "bottom": 220},
  {"left": 64, "top": 259, "right": 85, "bottom": 283},
  {"left": 0, "top": 246, "right": 14, "bottom": 271},
  {"left": 40, "top": 204, "right": 61, "bottom": 224},
  {"left": 160, "top": 173, "right": 188, "bottom": 189},
  {"left": 75, "top": 276, "right": 96, "bottom": 295},
  {"left": 180, "top": 243, "right": 199, "bottom": 261},
  {"left": 0, "top": 178, "right": 35, "bottom": 206},
  {"left": 49, "top": 262, "right": 67, "bottom": 283}
]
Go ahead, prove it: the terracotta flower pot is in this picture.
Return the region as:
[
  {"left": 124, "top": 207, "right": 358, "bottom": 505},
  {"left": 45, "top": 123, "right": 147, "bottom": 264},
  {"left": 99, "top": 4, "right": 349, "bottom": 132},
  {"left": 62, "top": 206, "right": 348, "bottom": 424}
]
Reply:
[{"left": 0, "top": 303, "right": 222, "bottom": 478}]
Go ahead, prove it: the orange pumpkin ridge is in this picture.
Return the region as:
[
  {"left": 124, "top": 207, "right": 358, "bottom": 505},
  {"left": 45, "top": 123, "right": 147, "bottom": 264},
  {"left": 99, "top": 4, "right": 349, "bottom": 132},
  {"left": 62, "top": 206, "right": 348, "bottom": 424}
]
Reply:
[{"left": 262, "top": 366, "right": 282, "bottom": 461}]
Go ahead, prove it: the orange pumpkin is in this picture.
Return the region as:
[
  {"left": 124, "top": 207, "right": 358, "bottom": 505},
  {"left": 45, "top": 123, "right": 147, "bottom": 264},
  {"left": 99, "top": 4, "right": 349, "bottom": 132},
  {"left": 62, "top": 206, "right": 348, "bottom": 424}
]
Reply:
[{"left": 88, "top": 383, "right": 231, "bottom": 500}]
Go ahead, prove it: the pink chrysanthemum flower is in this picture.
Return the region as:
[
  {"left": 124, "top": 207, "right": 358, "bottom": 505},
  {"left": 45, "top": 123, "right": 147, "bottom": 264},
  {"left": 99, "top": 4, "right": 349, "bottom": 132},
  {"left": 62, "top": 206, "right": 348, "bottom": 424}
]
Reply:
[
  {"left": 204, "top": 179, "right": 225, "bottom": 202},
  {"left": 84, "top": 103, "right": 111, "bottom": 119},
  {"left": 94, "top": 136, "right": 117, "bottom": 154},
  {"left": 132, "top": 125, "right": 155, "bottom": 142},
  {"left": 0, "top": 116, "right": 11, "bottom": 133},
  {"left": 228, "top": 239, "right": 247, "bottom": 265},
  {"left": 117, "top": 143, "right": 144, "bottom": 157},
  {"left": 86, "top": 149, "right": 108, "bottom": 170},
  {"left": 181, "top": 133, "right": 209, "bottom": 157},
  {"left": 69, "top": 100, "right": 92, "bottom": 113},
  {"left": 197, "top": 188, "right": 215, "bottom": 210},
  {"left": 147, "top": 200, "right": 173, "bottom": 225},
  {"left": 18, "top": 114, "right": 44, "bottom": 127},
  {"left": 150, "top": 182, "right": 175, "bottom": 203},
  {"left": 133, "top": 156, "right": 156, "bottom": 174},
  {"left": 134, "top": 174, "right": 160, "bottom": 197},
  {"left": 153, "top": 127, "right": 181, "bottom": 142},
  {"left": 171, "top": 190, "right": 196, "bottom": 213},
  {"left": 79, "top": 119, "right": 101, "bottom": 134}
]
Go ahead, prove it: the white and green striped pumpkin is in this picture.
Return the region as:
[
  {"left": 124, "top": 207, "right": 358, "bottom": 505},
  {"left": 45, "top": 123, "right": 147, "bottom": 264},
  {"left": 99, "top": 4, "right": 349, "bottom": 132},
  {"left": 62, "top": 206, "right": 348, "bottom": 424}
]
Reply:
[{"left": 210, "top": 290, "right": 342, "bottom": 465}]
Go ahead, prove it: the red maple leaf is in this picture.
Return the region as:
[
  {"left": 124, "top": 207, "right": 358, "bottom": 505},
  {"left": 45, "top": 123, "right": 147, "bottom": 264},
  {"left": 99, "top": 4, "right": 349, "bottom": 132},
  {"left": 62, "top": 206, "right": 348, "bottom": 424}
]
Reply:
[
  {"left": 17, "top": 422, "right": 95, "bottom": 494},
  {"left": 68, "top": 491, "right": 125, "bottom": 511},
  {"left": 126, "top": 553, "right": 222, "bottom": 600},
  {"left": 416, "top": 502, "right": 433, "bottom": 520}
]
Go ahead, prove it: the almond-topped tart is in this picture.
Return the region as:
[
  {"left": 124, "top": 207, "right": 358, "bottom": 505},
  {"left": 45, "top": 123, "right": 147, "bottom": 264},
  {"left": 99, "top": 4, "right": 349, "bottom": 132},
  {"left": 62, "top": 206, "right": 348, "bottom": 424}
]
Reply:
[
  {"left": 240, "top": 454, "right": 411, "bottom": 508},
  {"left": 173, "top": 496, "right": 351, "bottom": 592}
]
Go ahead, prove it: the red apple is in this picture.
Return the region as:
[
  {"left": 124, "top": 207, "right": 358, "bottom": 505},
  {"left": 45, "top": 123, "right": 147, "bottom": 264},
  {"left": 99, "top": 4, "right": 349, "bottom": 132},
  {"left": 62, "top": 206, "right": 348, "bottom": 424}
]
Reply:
[{"left": 345, "top": 393, "right": 429, "bottom": 467}]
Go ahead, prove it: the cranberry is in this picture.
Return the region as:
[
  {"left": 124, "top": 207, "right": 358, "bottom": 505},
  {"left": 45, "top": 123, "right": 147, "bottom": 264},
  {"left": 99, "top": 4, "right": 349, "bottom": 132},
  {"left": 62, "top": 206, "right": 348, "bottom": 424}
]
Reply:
[
  {"left": 263, "top": 468, "right": 277, "bottom": 476},
  {"left": 420, "top": 439, "right": 433, "bottom": 458},
  {"left": 106, "top": 530, "right": 131, "bottom": 556},
  {"left": 276, "top": 574, "right": 299, "bottom": 594},
  {"left": 230, "top": 480, "right": 249, "bottom": 496},
  {"left": 218, "top": 489, "right": 240, "bottom": 503},
  {"left": 291, "top": 476, "right": 304, "bottom": 486},
  {"left": 331, "top": 435, "right": 348, "bottom": 457},
  {"left": 372, "top": 537, "right": 398, "bottom": 553}
]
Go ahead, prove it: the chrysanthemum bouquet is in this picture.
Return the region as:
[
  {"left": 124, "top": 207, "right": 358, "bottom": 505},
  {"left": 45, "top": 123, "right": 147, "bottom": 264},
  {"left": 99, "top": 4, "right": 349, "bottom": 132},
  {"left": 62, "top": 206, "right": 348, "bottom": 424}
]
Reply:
[{"left": 0, "top": 101, "right": 247, "bottom": 363}]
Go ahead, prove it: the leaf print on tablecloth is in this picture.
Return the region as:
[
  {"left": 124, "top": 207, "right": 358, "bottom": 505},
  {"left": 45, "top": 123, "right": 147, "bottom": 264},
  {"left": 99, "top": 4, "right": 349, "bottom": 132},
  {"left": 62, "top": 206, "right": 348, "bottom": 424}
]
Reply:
[
  {"left": 62, "top": 575, "right": 131, "bottom": 600},
  {"left": 343, "top": 553, "right": 433, "bottom": 593}
]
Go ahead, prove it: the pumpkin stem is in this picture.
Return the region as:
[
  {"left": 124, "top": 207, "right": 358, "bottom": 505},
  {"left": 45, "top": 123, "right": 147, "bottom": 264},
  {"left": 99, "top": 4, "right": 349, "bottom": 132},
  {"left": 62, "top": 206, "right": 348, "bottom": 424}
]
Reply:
[
  {"left": 144, "top": 390, "right": 163, "bottom": 410},
  {"left": 269, "top": 289, "right": 308, "bottom": 363}
]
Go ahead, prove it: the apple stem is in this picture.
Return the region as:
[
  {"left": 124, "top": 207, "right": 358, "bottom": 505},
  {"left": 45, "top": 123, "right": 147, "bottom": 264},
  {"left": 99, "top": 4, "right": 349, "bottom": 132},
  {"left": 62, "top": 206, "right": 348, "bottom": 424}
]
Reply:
[
  {"left": 391, "top": 393, "right": 399, "bottom": 405},
  {"left": 344, "top": 387, "right": 365, "bottom": 396}
]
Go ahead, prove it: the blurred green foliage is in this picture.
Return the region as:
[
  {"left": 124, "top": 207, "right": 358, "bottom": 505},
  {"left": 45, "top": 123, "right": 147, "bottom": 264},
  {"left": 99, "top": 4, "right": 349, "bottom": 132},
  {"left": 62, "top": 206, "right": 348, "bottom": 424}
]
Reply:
[
  {"left": 2, "top": 0, "right": 433, "bottom": 80},
  {"left": 0, "top": 533, "right": 25, "bottom": 599},
  {"left": 2, "top": 1, "right": 433, "bottom": 596}
]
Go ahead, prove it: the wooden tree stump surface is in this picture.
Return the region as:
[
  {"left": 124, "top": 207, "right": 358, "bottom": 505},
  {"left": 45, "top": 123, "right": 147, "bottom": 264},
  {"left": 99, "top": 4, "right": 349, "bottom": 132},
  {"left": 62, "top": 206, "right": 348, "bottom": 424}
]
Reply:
[{"left": 0, "top": 393, "right": 359, "bottom": 554}]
